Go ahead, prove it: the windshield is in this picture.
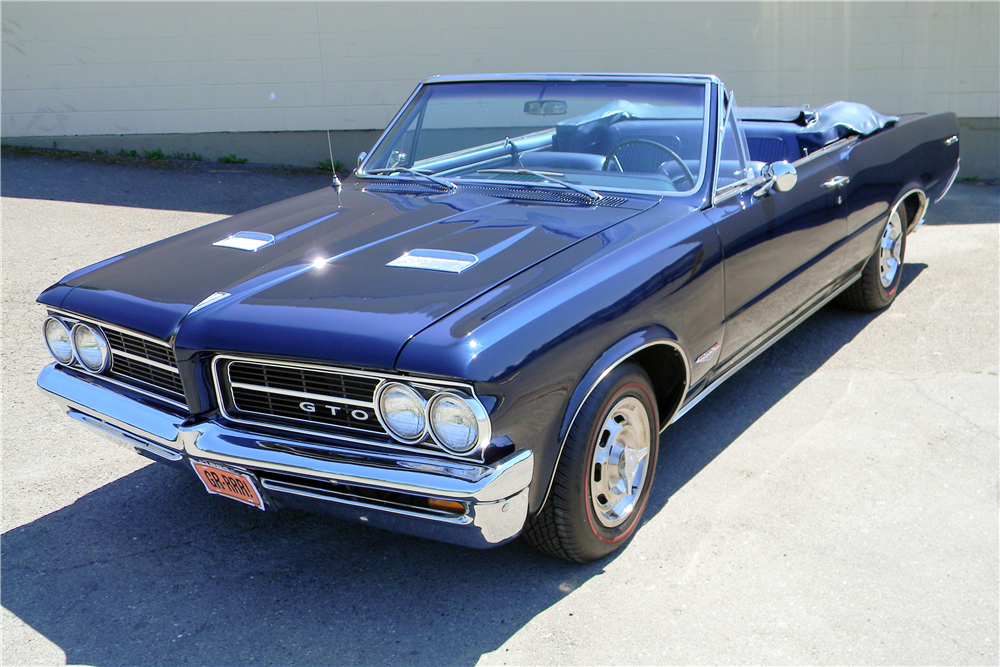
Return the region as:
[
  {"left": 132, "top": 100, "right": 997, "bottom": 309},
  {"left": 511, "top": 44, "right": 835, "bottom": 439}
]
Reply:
[{"left": 362, "top": 79, "right": 710, "bottom": 196}]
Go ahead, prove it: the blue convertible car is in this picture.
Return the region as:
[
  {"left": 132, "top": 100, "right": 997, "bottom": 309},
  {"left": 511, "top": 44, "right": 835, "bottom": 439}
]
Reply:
[{"left": 38, "top": 74, "right": 960, "bottom": 561}]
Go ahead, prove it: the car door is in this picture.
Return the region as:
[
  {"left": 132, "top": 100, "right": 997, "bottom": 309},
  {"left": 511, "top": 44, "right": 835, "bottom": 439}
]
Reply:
[{"left": 705, "top": 103, "right": 850, "bottom": 377}]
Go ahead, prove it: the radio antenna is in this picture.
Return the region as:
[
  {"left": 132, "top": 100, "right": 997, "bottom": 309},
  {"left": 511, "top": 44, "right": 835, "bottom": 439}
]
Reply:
[{"left": 327, "top": 129, "right": 342, "bottom": 206}]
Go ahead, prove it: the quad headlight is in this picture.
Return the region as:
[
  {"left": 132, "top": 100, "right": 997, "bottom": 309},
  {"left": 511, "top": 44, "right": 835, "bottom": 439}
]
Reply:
[
  {"left": 71, "top": 322, "right": 110, "bottom": 373},
  {"left": 376, "top": 382, "right": 427, "bottom": 443},
  {"left": 43, "top": 317, "right": 75, "bottom": 364},
  {"left": 428, "top": 391, "right": 488, "bottom": 455},
  {"left": 375, "top": 382, "right": 491, "bottom": 456}
]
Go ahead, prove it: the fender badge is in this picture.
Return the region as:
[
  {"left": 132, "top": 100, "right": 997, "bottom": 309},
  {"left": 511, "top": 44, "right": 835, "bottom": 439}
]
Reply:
[{"left": 695, "top": 342, "right": 720, "bottom": 364}]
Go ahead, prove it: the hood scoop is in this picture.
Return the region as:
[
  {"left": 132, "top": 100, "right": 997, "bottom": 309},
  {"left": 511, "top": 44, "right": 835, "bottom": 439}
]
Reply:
[
  {"left": 213, "top": 231, "right": 275, "bottom": 252},
  {"left": 387, "top": 249, "right": 479, "bottom": 274}
]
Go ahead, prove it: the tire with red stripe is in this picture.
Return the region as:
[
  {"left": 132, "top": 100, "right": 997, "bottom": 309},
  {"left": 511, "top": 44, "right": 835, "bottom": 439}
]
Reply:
[
  {"left": 523, "top": 363, "right": 659, "bottom": 562},
  {"left": 837, "top": 203, "right": 908, "bottom": 311}
]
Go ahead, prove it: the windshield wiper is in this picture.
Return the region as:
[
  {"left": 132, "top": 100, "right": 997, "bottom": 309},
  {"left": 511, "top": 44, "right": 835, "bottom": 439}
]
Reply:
[
  {"left": 367, "top": 167, "right": 456, "bottom": 191},
  {"left": 476, "top": 168, "right": 602, "bottom": 204}
]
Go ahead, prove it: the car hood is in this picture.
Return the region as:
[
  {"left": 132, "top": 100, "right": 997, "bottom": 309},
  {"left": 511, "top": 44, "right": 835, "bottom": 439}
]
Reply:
[{"left": 44, "top": 181, "right": 660, "bottom": 368}]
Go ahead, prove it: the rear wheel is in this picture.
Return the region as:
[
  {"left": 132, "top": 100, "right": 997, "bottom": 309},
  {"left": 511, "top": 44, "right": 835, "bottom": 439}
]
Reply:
[
  {"left": 837, "top": 203, "right": 908, "bottom": 311},
  {"left": 523, "top": 364, "right": 659, "bottom": 562}
]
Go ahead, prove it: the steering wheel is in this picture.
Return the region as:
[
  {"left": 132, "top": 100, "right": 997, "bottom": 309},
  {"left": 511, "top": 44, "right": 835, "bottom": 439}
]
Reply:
[{"left": 603, "top": 139, "right": 695, "bottom": 189}]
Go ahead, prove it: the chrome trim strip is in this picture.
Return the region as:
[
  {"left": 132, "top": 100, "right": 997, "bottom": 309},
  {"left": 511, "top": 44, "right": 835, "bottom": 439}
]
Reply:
[
  {"left": 229, "top": 381, "right": 374, "bottom": 408},
  {"left": 897, "top": 187, "right": 929, "bottom": 232},
  {"left": 794, "top": 135, "right": 858, "bottom": 166},
  {"left": 112, "top": 348, "right": 181, "bottom": 374},
  {"left": 935, "top": 158, "right": 960, "bottom": 203},
  {"left": 539, "top": 339, "right": 691, "bottom": 510},
  {"left": 259, "top": 478, "right": 471, "bottom": 526},
  {"left": 47, "top": 308, "right": 176, "bottom": 348},
  {"left": 421, "top": 73, "right": 722, "bottom": 85},
  {"left": 672, "top": 273, "right": 860, "bottom": 423},
  {"left": 70, "top": 409, "right": 183, "bottom": 461},
  {"left": 945, "top": 135, "right": 959, "bottom": 146},
  {"left": 714, "top": 135, "right": 860, "bottom": 207},
  {"left": 359, "top": 76, "right": 713, "bottom": 200},
  {"left": 99, "top": 373, "right": 189, "bottom": 411},
  {"left": 211, "top": 354, "right": 487, "bottom": 463}
]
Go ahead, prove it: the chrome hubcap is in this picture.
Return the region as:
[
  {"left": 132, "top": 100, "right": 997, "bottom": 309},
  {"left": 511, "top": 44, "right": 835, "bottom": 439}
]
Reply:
[
  {"left": 590, "top": 396, "right": 651, "bottom": 528},
  {"left": 878, "top": 209, "right": 903, "bottom": 287}
]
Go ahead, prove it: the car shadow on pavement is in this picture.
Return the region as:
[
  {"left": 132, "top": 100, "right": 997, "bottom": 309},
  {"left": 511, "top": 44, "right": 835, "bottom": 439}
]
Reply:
[
  {"left": 646, "top": 262, "right": 927, "bottom": 520},
  {"left": 1, "top": 264, "right": 925, "bottom": 667}
]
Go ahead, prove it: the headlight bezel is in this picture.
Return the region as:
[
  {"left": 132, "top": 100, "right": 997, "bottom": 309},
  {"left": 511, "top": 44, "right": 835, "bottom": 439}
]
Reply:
[
  {"left": 70, "top": 322, "right": 111, "bottom": 373},
  {"left": 374, "top": 381, "right": 492, "bottom": 457},
  {"left": 374, "top": 381, "right": 429, "bottom": 444},
  {"left": 427, "top": 389, "right": 492, "bottom": 456},
  {"left": 43, "top": 316, "right": 76, "bottom": 364}
]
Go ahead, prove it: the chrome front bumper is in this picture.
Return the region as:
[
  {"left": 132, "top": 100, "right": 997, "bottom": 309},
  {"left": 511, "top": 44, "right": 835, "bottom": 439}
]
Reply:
[{"left": 38, "top": 364, "right": 533, "bottom": 549}]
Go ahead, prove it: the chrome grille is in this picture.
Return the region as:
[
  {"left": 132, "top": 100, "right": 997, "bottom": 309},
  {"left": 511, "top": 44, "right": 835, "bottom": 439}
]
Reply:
[
  {"left": 228, "top": 361, "right": 377, "bottom": 404},
  {"left": 110, "top": 354, "right": 185, "bottom": 396},
  {"left": 50, "top": 311, "right": 187, "bottom": 409},
  {"left": 100, "top": 326, "right": 186, "bottom": 405},
  {"left": 218, "top": 359, "right": 389, "bottom": 439}
]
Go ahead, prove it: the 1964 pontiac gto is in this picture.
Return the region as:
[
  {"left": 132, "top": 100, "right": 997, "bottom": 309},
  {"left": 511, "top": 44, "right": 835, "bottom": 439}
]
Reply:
[{"left": 37, "top": 74, "right": 960, "bottom": 562}]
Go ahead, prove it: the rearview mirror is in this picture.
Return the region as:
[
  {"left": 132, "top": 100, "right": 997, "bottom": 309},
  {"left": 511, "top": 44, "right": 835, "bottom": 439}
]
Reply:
[{"left": 524, "top": 100, "right": 568, "bottom": 116}]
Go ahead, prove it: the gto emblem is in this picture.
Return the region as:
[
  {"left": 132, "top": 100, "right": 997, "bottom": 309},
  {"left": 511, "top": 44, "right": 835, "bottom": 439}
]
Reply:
[{"left": 298, "top": 401, "right": 370, "bottom": 421}]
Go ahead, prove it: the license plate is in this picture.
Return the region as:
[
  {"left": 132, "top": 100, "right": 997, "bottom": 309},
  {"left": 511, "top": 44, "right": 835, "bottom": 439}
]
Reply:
[{"left": 192, "top": 461, "right": 265, "bottom": 510}]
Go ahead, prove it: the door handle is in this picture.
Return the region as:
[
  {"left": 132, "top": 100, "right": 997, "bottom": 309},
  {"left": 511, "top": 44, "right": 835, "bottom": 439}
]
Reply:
[{"left": 822, "top": 176, "right": 850, "bottom": 189}]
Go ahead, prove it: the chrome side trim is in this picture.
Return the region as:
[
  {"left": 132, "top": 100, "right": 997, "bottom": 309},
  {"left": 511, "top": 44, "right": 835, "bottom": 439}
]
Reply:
[
  {"left": 935, "top": 158, "right": 960, "bottom": 203},
  {"left": 794, "top": 136, "right": 858, "bottom": 166},
  {"left": 672, "top": 273, "right": 860, "bottom": 423},
  {"left": 945, "top": 135, "right": 959, "bottom": 146},
  {"left": 211, "top": 354, "right": 489, "bottom": 463},
  {"left": 539, "top": 339, "right": 691, "bottom": 510},
  {"left": 112, "top": 348, "right": 181, "bottom": 374}
]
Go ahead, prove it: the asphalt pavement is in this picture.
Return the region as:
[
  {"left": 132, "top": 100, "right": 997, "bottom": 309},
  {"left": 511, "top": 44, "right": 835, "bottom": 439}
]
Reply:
[{"left": 2, "top": 150, "right": 998, "bottom": 666}]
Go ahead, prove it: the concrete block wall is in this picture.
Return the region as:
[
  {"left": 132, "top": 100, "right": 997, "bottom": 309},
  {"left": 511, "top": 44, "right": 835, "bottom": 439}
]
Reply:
[{"left": 2, "top": 1, "right": 998, "bottom": 176}]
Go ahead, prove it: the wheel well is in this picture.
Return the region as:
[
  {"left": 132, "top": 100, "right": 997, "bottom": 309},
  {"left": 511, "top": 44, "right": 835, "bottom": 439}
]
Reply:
[
  {"left": 630, "top": 344, "right": 687, "bottom": 427},
  {"left": 901, "top": 190, "right": 927, "bottom": 233}
]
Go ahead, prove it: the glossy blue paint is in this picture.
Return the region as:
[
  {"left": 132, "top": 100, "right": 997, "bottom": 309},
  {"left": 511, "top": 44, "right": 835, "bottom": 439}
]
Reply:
[{"left": 36, "top": 74, "right": 961, "bottom": 548}]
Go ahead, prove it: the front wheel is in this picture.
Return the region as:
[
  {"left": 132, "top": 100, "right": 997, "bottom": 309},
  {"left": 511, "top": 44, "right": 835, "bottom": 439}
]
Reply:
[
  {"left": 523, "top": 364, "right": 659, "bottom": 562},
  {"left": 837, "top": 203, "right": 908, "bottom": 311}
]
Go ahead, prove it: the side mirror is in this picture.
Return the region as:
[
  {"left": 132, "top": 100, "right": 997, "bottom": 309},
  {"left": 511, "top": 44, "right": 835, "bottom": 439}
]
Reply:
[
  {"left": 753, "top": 161, "right": 797, "bottom": 198},
  {"left": 357, "top": 151, "right": 368, "bottom": 168}
]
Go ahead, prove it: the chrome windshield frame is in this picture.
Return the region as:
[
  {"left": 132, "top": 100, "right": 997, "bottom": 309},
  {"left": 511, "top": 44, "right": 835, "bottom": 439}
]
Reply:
[{"left": 357, "top": 74, "right": 715, "bottom": 198}]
